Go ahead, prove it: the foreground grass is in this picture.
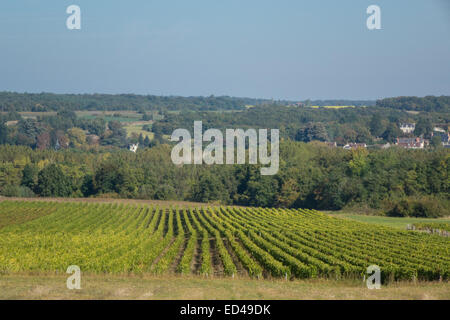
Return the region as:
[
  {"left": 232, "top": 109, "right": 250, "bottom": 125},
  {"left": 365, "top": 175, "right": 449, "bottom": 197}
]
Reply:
[{"left": 0, "top": 274, "right": 448, "bottom": 300}]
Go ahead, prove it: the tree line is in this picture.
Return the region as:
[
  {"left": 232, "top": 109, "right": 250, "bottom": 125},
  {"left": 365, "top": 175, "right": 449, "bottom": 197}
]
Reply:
[
  {"left": 0, "top": 142, "right": 447, "bottom": 217},
  {"left": 376, "top": 96, "right": 450, "bottom": 113},
  {"left": 0, "top": 92, "right": 282, "bottom": 112}
]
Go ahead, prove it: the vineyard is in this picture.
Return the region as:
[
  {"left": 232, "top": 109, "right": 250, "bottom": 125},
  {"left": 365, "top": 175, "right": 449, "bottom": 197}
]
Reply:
[{"left": 0, "top": 200, "right": 449, "bottom": 282}]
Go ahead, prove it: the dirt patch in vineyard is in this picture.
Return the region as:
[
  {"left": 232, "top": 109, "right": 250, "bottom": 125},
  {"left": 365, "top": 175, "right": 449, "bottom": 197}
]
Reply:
[
  {"left": 209, "top": 238, "right": 225, "bottom": 277},
  {"left": 192, "top": 239, "right": 202, "bottom": 274},
  {"left": 169, "top": 237, "right": 188, "bottom": 273},
  {"left": 162, "top": 209, "right": 170, "bottom": 236},
  {"left": 223, "top": 238, "right": 248, "bottom": 277},
  {"left": 144, "top": 208, "right": 158, "bottom": 229}
]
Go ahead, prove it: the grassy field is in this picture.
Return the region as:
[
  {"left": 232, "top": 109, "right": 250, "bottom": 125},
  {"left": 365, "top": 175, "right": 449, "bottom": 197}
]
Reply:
[
  {"left": 310, "top": 106, "right": 355, "bottom": 109},
  {"left": 75, "top": 110, "right": 143, "bottom": 122},
  {"left": 0, "top": 274, "right": 448, "bottom": 300},
  {"left": 333, "top": 214, "right": 450, "bottom": 230},
  {"left": 123, "top": 122, "right": 154, "bottom": 139},
  {"left": 78, "top": 115, "right": 141, "bottom": 122}
]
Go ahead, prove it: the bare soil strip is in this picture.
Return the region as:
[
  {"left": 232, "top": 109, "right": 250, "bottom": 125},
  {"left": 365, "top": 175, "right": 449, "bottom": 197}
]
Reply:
[
  {"left": 169, "top": 237, "right": 188, "bottom": 273},
  {"left": 192, "top": 239, "right": 202, "bottom": 274},
  {"left": 223, "top": 238, "right": 248, "bottom": 277},
  {"left": 209, "top": 238, "right": 224, "bottom": 276}
]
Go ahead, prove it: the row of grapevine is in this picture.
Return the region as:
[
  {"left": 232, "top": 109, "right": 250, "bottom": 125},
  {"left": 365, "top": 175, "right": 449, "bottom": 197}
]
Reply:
[
  {"left": 177, "top": 209, "right": 197, "bottom": 274},
  {"left": 188, "top": 209, "right": 212, "bottom": 275},
  {"left": 152, "top": 208, "right": 185, "bottom": 274},
  {"left": 196, "top": 209, "right": 237, "bottom": 276}
]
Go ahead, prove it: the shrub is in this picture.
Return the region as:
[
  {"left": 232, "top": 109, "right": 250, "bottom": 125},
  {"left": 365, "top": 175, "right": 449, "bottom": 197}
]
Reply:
[
  {"left": 387, "top": 197, "right": 449, "bottom": 218},
  {"left": 387, "top": 199, "right": 412, "bottom": 217},
  {"left": 1, "top": 185, "right": 36, "bottom": 198}
]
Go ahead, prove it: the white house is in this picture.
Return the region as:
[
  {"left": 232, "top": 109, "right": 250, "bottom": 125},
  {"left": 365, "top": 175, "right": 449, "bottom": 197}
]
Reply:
[
  {"left": 129, "top": 143, "right": 139, "bottom": 153},
  {"left": 433, "top": 127, "right": 446, "bottom": 133},
  {"left": 399, "top": 123, "right": 415, "bottom": 134},
  {"left": 343, "top": 143, "right": 367, "bottom": 150}
]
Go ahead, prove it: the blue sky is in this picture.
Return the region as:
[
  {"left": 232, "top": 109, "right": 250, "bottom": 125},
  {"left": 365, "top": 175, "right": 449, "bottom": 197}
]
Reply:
[{"left": 0, "top": 0, "right": 449, "bottom": 100}]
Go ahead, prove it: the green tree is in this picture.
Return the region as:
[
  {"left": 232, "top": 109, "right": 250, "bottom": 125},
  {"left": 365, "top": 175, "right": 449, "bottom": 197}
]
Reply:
[
  {"left": 0, "top": 122, "right": 8, "bottom": 144},
  {"left": 154, "top": 184, "right": 176, "bottom": 200},
  {"left": 414, "top": 118, "right": 433, "bottom": 137},
  {"left": 93, "top": 161, "right": 138, "bottom": 197},
  {"left": 430, "top": 135, "right": 442, "bottom": 148},
  {"left": 192, "top": 172, "right": 224, "bottom": 203},
  {"left": 138, "top": 133, "right": 144, "bottom": 146},
  {"left": 67, "top": 128, "right": 87, "bottom": 148},
  {"left": 295, "top": 123, "right": 328, "bottom": 142},
  {"left": 276, "top": 178, "right": 300, "bottom": 207},
  {"left": 143, "top": 135, "right": 150, "bottom": 147},
  {"left": 382, "top": 123, "right": 401, "bottom": 143},
  {"left": 369, "top": 113, "right": 384, "bottom": 137},
  {"left": 21, "top": 163, "right": 38, "bottom": 189},
  {"left": 348, "top": 148, "right": 368, "bottom": 176},
  {"left": 81, "top": 174, "right": 95, "bottom": 197},
  {"left": 36, "top": 164, "right": 73, "bottom": 197}
]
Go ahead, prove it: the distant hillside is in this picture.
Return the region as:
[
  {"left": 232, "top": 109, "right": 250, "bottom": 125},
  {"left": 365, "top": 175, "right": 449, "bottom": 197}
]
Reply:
[
  {"left": 376, "top": 96, "right": 450, "bottom": 112},
  {"left": 0, "top": 92, "right": 282, "bottom": 112},
  {"left": 1, "top": 92, "right": 447, "bottom": 113}
]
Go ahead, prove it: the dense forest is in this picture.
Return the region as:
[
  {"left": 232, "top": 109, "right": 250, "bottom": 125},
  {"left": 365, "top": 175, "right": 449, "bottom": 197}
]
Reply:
[{"left": 0, "top": 142, "right": 448, "bottom": 216}]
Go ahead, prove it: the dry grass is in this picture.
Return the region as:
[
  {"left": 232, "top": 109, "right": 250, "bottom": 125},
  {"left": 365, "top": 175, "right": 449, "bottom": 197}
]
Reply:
[
  {"left": 0, "top": 196, "right": 238, "bottom": 209},
  {"left": 123, "top": 123, "right": 154, "bottom": 139},
  {"left": 0, "top": 274, "right": 448, "bottom": 300}
]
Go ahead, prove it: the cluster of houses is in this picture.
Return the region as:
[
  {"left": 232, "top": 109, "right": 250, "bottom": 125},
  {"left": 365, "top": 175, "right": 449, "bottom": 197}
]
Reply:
[
  {"left": 396, "top": 137, "right": 428, "bottom": 149},
  {"left": 126, "top": 122, "right": 449, "bottom": 152},
  {"left": 398, "top": 123, "right": 449, "bottom": 149},
  {"left": 330, "top": 122, "right": 449, "bottom": 150}
]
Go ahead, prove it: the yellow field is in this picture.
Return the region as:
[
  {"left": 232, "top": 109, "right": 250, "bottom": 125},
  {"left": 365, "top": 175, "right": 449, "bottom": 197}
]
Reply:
[
  {"left": 123, "top": 123, "right": 154, "bottom": 139},
  {"left": 310, "top": 106, "right": 355, "bottom": 109}
]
